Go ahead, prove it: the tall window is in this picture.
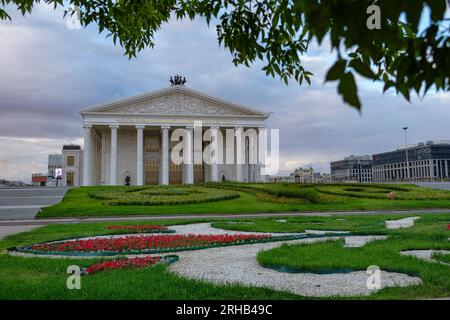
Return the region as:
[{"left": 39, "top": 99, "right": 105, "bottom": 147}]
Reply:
[
  {"left": 67, "top": 156, "right": 75, "bottom": 166},
  {"left": 66, "top": 172, "right": 74, "bottom": 186}
]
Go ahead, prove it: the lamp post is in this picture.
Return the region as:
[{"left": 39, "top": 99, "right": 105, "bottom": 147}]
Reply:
[{"left": 403, "top": 126, "right": 410, "bottom": 181}]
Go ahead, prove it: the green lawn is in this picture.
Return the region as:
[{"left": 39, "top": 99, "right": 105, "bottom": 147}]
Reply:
[
  {"left": 433, "top": 253, "right": 450, "bottom": 264},
  {"left": 38, "top": 183, "right": 450, "bottom": 218},
  {"left": 0, "top": 218, "right": 301, "bottom": 300},
  {"left": 211, "top": 214, "right": 401, "bottom": 235},
  {"left": 1, "top": 214, "right": 450, "bottom": 299},
  {"left": 254, "top": 213, "right": 450, "bottom": 299}
]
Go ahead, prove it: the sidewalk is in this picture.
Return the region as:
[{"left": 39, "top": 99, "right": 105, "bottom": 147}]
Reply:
[{"left": 2, "top": 208, "right": 450, "bottom": 227}]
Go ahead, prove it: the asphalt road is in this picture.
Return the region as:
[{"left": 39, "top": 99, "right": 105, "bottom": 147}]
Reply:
[
  {"left": 416, "top": 182, "right": 450, "bottom": 190},
  {"left": 0, "top": 188, "right": 67, "bottom": 220}
]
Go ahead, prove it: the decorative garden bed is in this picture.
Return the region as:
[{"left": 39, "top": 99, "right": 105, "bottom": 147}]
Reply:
[
  {"left": 88, "top": 186, "right": 240, "bottom": 206},
  {"left": 10, "top": 233, "right": 311, "bottom": 257},
  {"left": 83, "top": 255, "right": 179, "bottom": 275}
]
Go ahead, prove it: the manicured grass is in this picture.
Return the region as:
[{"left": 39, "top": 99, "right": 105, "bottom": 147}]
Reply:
[
  {"left": 433, "top": 253, "right": 450, "bottom": 264},
  {"left": 0, "top": 256, "right": 303, "bottom": 300},
  {"left": 211, "top": 214, "right": 401, "bottom": 235},
  {"left": 38, "top": 183, "right": 450, "bottom": 218},
  {"left": 89, "top": 186, "right": 239, "bottom": 206},
  {"left": 312, "top": 183, "right": 450, "bottom": 200},
  {"left": 256, "top": 214, "right": 450, "bottom": 299},
  {"left": 0, "top": 218, "right": 302, "bottom": 300},
  {"left": 1, "top": 214, "right": 450, "bottom": 299}
]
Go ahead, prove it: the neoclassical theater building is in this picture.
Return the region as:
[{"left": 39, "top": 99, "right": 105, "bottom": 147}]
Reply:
[{"left": 61, "top": 83, "right": 269, "bottom": 186}]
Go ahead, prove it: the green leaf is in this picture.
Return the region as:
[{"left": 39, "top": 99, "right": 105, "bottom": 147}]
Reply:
[
  {"left": 325, "top": 60, "right": 347, "bottom": 82},
  {"left": 349, "top": 59, "right": 377, "bottom": 80},
  {"left": 338, "top": 72, "right": 361, "bottom": 110}
]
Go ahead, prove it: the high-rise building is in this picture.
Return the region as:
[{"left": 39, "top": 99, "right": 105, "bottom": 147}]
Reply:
[
  {"left": 372, "top": 140, "right": 450, "bottom": 182},
  {"left": 330, "top": 155, "right": 373, "bottom": 183}
]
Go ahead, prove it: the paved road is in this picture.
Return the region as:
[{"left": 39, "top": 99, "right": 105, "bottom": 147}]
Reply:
[
  {"left": 0, "top": 188, "right": 67, "bottom": 220},
  {"left": 416, "top": 182, "right": 450, "bottom": 191},
  {"left": 1, "top": 208, "right": 450, "bottom": 227}
]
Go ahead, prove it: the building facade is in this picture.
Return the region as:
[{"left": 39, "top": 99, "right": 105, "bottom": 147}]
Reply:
[
  {"left": 372, "top": 141, "right": 450, "bottom": 182},
  {"left": 48, "top": 154, "right": 63, "bottom": 178},
  {"left": 31, "top": 173, "right": 47, "bottom": 186},
  {"left": 318, "top": 173, "right": 332, "bottom": 183},
  {"left": 292, "top": 167, "right": 315, "bottom": 183},
  {"left": 61, "top": 145, "right": 83, "bottom": 187},
  {"left": 76, "top": 85, "right": 269, "bottom": 186},
  {"left": 330, "top": 155, "right": 373, "bottom": 183}
]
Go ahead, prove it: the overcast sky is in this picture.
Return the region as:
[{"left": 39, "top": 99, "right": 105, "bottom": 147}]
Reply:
[{"left": 1, "top": 3, "right": 450, "bottom": 182}]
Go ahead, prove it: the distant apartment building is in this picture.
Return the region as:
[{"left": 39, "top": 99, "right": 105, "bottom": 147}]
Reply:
[
  {"left": 317, "top": 173, "right": 332, "bottom": 183},
  {"left": 61, "top": 145, "right": 83, "bottom": 187},
  {"left": 289, "top": 168, "right": 331, "bottom": 184},
  {"left": 372, "top": 140, "right": 450, "bottom": 182},
  {"left": 48, "top": 154, "right": 63, "bottom": 178},
  {"left": 330, "top": 155, "right": 373, "bottom": 183},
  {"left": 292, "top": 167, "right": 315, "bottom": 183}
]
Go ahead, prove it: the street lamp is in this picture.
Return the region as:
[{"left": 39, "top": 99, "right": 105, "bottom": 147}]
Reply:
[{"left": 403, "top": 126, "right": 410, "bottom": 181}]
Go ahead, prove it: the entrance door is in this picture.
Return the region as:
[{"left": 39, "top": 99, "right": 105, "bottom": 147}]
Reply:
[
  {"left": 66, "top": 172, "right": 74, "bottom": 186},
  {"left": 169, "top": 162, "right": 182, "bottom": 184},
  {"left": 194, "top": 164, "right": 204, "bottom": 183},
  {"left": 144, "top": 161, "right": 160, "bottom": 185}
]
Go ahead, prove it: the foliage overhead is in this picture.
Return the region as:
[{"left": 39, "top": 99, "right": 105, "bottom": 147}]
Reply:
[{"left": 1, "top": 0, "right": 449, "bottom": 110}]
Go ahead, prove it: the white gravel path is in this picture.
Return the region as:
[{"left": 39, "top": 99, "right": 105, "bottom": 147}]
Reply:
[
  {"left": 400, "top": 249, "right": 450, "bottom": 265},
  {"left": 344, "top": 236, "right": 388, "bottom": 248},
  {"left": 170, "top": 223, "right": 300, "bottom": 237},
  {"left": 305, "top": 230, "right": 349, "bottom": 235},
  {"left": 386, "top": 217, "right": 420, "bottom": 229},
  {"left": 7, "top": 222, "right": 422, "bottom": 297},
  {"left": 169, "top": 237, "right": 421, "bottom": 297}
]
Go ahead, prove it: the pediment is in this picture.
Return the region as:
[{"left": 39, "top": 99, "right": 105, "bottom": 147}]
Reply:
[{"left": 80, "top": 86, "right": 267, "bottom": 118}]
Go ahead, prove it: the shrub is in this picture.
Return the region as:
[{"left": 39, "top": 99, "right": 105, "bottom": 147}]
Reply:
[
  {"left": 312, "top": 184, "right": 450, "bottom": 200},
  {"left": 88, "top": 186, "right": 239, "bottom": 206},
  {"left": 210, "top": 183, "right": 321, "bottom": 203}
]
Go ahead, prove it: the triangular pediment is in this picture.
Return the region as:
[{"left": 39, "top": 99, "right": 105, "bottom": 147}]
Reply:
[{"left": 80, "top": 86, "right": 268, "bottom": 118}]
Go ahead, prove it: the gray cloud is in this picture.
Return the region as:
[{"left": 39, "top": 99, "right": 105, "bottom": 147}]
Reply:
[{"left": 0, "top": 3, "right": 449, "bottom": 182}]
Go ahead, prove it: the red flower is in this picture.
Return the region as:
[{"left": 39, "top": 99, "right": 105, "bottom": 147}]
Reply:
[
  {"left": 447, "top": 224, "right": 450, "bottom": 231},
  {"left": 31, "top": 234, "right": 270, "bottom": 253},
  {"left": 85, "top": 256, "right": 161, "bottom": 275}
]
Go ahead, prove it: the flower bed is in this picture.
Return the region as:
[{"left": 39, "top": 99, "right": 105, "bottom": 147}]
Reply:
[
  {"left": 31, "top": 234, "right": 271, "bottom": 253},
  {"left": 105, "top": 225, "right": 175, "bottom": 234},
  {"left": 13, "top": 233, "right": 312, "bottom": 256},
  {"left": 85, "top": 256, "right": 161, "bottom": 275},
  {"left": 83, "top": 255, "right": 178, "bottom": 275}
]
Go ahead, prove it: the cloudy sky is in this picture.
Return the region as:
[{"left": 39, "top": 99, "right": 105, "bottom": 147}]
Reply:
[{"left": 1, "top": 3, "right": 450, "bottom": 183}]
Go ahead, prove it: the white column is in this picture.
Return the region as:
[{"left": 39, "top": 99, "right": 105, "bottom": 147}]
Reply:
[
  {"left": 248, "top": 129, "right": 258, "bottom": 182},
  {"left": 82, "top": 125, "right": 92, "bottom": 186},
  {"left": 258, "top": 127, "right": 267, "bottom": 182},
  {"left": 160, "top": 126, "right": 170, "bottom": 185},
  {"left": 110, "top": 125, "right": 119, "bottom": 186},
  {"left": 185, "top": 126, "right": 194, "bottom": 184},
  {"left": 235, "top": 126, "right": 244, "bottom": 182},
  {"left": 210, "top": 126, "right": 220, "bottom": 182},
  {"left": 136, "top": 125, "right": 145, "bottom": 186},
  {"left": 445, "top": 160, "right": 449, "bottom": 179},
  {"left": 254, "top": 129, "right": 261, "bottom": 182}
]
